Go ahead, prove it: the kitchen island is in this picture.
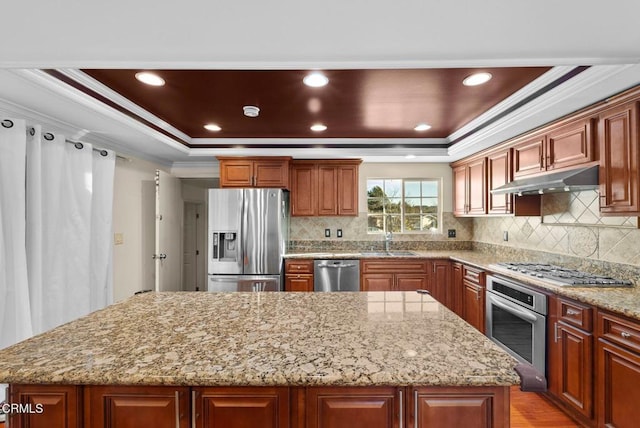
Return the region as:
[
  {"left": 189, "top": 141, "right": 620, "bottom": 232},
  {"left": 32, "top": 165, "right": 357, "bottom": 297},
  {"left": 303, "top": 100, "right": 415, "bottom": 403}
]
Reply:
[{"left": 0, "top": 291, "right": 519, "bottom": 427}]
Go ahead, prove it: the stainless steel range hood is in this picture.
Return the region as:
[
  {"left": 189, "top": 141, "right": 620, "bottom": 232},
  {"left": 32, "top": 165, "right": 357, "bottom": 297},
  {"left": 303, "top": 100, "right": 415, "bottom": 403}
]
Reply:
[{"left": 491, "top": 165, "right": 599, "bottom": 195}]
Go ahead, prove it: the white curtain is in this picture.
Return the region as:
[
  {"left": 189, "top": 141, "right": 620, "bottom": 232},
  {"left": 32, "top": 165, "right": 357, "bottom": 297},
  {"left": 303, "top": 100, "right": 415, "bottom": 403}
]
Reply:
[{"left": 0, "top": 119, "right": 33, "bottom": 349}]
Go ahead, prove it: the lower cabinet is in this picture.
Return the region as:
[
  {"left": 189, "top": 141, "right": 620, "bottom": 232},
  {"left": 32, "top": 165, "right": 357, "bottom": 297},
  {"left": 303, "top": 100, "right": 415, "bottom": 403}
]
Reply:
[
  {"left": 429, "top": 260, "right": 451, "bottom": 306},
  {"left": 284, "top": 259, "right": 314, "bottom": 292},
  {"left": 83, "top": 385, "right": 190, "bottom": 428},
  {"left": 361, "top": 259, "right": 428, "bottom": 291},
  {"left": 194, "top": 387, "right": 289, "bottom": 428},
  {"left": 7, "top": 384, "right": 511, "bottom": 428},
  {"left": 462, "top": 280, "right": 485, "bottom": 333}
]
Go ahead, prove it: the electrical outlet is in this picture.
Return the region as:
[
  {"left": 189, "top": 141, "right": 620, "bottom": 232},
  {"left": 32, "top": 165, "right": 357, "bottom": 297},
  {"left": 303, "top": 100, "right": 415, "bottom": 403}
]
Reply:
[
  {"left": 447, "top": 229, "right": 456, "bottom": 238},
  {"left": 324, "top": 228, "right": 331, "bottom": 238},
  {"left": 503, "top": 231, "right": 509, "bottom": 241},
  {"left": 337, "top": 229, "right": 343, "bottom": 238}
]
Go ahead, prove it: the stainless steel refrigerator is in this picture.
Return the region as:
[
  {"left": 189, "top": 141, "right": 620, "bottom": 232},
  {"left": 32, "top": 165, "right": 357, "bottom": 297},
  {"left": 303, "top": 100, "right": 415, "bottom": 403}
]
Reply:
[{"left": 207, "top": 188, "right": 289, "bottom": 291}]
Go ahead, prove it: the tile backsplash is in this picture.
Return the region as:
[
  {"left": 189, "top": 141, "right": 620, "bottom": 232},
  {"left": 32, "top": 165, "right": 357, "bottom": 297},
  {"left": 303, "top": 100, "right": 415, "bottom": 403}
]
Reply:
[{"left": 473, "top": 190, "right": 640, "bottom": 267}]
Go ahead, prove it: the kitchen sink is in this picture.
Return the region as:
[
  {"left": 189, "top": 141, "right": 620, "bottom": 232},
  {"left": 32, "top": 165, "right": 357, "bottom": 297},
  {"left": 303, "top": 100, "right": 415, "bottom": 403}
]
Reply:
[{"left": 360, "top": 250, "right": 417, "bottom": 257}]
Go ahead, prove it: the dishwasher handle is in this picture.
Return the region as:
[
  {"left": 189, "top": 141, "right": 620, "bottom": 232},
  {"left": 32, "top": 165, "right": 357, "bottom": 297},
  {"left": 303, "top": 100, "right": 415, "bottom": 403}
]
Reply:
[{"left": 316, "top": 263, "right": 357, "bottom": 268}]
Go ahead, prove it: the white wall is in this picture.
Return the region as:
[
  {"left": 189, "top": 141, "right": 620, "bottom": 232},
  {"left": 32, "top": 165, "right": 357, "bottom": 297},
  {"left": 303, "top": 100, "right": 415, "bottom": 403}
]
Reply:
[
  {"left": 112, "top": 156, "right": 167, "bottom": 301},
  {"left": 358, "top": 162, "right": 453, "bottom": 213}
]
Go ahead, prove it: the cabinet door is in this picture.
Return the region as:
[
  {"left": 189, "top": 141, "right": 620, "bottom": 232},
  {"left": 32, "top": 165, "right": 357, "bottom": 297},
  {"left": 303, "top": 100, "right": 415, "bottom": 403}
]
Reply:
[
  {"left": 285, "top": 274, "right": 314, "bottom": 291},
  {"left": 430, "top": 260, "right": 451, "bottom": 306},
  {"left": 467, "top": 158, "right": 487, "bottom": 215},
  {"left": 306, "top": 387, "right": 400, "bottom": 428},
  {"left": 290, "top": 163, "right": 317, "bottom": 216},
  {"left": 219, "top": 160, "right": 254, "bottom": 187},
  {"left": 361, "top": 273, "right": 395, "bottom": 291},
  {"left": 451, "top": 263, "right": 464, "bottom": 317},
  {"left": 487, "top": 149, "right": 512, "bottom": 214},
  {"left": 513, "top": 135, "right": 546, "bottom": 178},
  {"left": 599, "top": 100, "right": 640, "bottom": 214},
  {"left": 84, "top": 385, "right": 189, "bottom": 428},
  {"left": 8, "top": 384, "right": 82, "bottom": 428},
  {"left": 194, "top": 387, "right": 289, "bottom": 428},
  {"left": 553, "top": 322, "right": 594, "bottom": 419},
  {"left": 452, "top": 165, "right": 468, "bottom": 216},
  {"left": 317, "top": 166, "right": 338, "bottom": 216},
  {"left": 395, "top": 274, "right": 427, "bottom": 291},
  {"left": 337, "top": 165, "right": 359, "bottom": 215},
  {"left": 254, "top": 160, "right": 289, "bottom": 188},
  {"left": 546, "top": 118, "right": 595, "bottom": 171},
  {"left": 597, "top": 339, "right": 640, "bottom": 428},
  {"left": 463, "top": 281, "right": 485, "bottom": 333},
  {"left": 411, "top": 386, "right": 509, "bottom": 428}
]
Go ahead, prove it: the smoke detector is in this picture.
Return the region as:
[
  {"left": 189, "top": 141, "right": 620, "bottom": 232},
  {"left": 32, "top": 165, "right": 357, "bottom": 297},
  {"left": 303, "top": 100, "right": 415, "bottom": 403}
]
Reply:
[{"left": 243, "top": 105, "right": 260, "bottom": 117}]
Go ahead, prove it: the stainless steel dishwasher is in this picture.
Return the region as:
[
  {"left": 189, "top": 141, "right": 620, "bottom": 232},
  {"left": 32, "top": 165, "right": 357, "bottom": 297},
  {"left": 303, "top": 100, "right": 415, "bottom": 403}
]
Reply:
[{"left": 314, "top": 259, "right": 360, "bottom": 291}]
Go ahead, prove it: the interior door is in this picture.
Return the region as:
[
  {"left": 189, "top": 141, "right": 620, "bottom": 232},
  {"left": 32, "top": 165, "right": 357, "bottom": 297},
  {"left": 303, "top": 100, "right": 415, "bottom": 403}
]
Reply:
[{"left": 155, "top": 170, "right": 183, "bottom": 292}]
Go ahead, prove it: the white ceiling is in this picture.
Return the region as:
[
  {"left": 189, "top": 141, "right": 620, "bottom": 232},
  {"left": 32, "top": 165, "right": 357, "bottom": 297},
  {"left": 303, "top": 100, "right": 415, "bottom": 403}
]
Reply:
[{"left": 1, "top": 0, "right": 639, "bottom": 170}]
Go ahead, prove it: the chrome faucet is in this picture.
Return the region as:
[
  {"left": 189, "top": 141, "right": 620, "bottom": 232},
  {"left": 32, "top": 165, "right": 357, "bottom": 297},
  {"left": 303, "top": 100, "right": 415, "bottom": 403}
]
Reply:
[{"left": 384, "top": 232, "right": 393, "bottom": 251}]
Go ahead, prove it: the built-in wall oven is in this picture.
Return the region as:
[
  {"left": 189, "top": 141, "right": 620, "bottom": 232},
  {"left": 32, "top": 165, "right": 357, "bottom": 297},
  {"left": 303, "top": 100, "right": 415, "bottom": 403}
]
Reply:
[{"left": 486, "top": 275, "right": 548, "bottom": 376}]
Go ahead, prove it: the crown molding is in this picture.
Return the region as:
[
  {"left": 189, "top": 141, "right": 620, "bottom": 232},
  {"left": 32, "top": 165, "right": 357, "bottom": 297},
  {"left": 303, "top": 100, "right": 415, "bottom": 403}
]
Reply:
[
  {"left": 448, "top": 64, "right": 640, "bottom": 160},
  {"left": 190, "top": 137, "right": 448, "bottom": 146}
]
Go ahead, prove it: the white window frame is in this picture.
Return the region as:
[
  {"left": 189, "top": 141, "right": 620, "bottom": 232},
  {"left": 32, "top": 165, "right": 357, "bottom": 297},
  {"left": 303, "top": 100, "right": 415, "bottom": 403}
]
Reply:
[{"left": 366, "top": 177, "right": 442, "bottom": 234}]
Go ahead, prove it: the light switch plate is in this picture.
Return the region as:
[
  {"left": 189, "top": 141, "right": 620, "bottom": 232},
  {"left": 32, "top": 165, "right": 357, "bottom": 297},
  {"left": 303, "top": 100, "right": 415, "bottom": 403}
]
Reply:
[
  {"left": 324, "top": 228, "right": 331, "bottom": 238},
  {"left": 337, "top": 229, "right": 343, "bottom": 238},
  {"left": 503, "top": 231, "right": 509, "bottom": 241},
  {"left": 447, "top": 229, "right": 456, "bottom": 238}
]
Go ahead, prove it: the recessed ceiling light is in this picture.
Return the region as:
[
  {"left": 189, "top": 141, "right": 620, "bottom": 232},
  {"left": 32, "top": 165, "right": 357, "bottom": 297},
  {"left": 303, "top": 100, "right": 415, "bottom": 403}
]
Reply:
[
  {"left": 414, "top": 123, "right": 432, "bottom": 131},
  {"left": 204, "top": 124, "right": 222, "bottom": 132},
  {"left": 310, "top": 124, "right": 327, "bottom": 132},
  {"left": 303, "top": 72, "right": 329, "bottom": 88},
  {"left": 243, "top": 106, "right": 260, "bottom": 117},
  {"left": 134, "top": 71, "right": 165, "bottom": 86},
  {"left": 463, "top": 72, "right": 493, "bottom": 86},
  {"left": 405, "top": 154, "right": 417, "bottom": 159}
]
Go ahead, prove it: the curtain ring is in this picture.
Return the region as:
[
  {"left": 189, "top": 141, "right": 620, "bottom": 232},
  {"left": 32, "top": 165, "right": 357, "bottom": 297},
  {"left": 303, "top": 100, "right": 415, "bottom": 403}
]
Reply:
[
  {"left": 29, "top": 127, "right": 36, "bottom": 136},
  {"left": 100, "top": 149, "right": 108, "bottom": 157},
  {"left": 74, "top": 142, "right": 84, "bottom": 150},
  {"left": 1, "top": 119, "right": 14, "bottom": 128},
  {"left": 43, "top": 132, "right": 55, "bottom": 141}
]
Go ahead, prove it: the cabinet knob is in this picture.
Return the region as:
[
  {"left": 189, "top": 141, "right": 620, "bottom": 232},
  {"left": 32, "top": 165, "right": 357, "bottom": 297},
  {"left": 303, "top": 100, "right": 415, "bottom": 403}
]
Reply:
[
  {"left": 566, "top": 308, "right": 580, "bottom": 316},
  {"left": 621, "top": 331, "right": 632, "bottom": 339}
]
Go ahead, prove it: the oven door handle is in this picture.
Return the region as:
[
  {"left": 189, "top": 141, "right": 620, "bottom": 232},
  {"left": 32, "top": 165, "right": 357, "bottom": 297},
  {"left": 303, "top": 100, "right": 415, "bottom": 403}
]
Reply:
[{"left": 487, "top": 293, "right": 538, "bottom": 323}]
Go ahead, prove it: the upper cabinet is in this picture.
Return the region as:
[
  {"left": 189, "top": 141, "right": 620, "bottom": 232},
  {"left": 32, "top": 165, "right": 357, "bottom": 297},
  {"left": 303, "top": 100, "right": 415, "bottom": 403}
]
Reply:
[
  {"left": 218, "top": 156, "right": 291, "bottom": 189},
  {"left": 453, "top": 157, "right": 486, "bottom": 216},
  {"left": 598, "top": 99, "right": 640, "bottom": 215},
  {"left": 513, "top": 117, "right": 595, "bottom": 179},
  {"left": 290, "top": 159, "right": 361, "bottom": 217}
]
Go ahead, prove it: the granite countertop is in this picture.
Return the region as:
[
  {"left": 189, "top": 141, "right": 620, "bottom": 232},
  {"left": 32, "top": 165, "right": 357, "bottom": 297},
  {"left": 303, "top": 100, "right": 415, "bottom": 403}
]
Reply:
[
  {"left": 0, "top": 292, "right": 519, "bottom": 387},
  {"left": 286, "top": 250, "right": 640, "bottom": 321}
]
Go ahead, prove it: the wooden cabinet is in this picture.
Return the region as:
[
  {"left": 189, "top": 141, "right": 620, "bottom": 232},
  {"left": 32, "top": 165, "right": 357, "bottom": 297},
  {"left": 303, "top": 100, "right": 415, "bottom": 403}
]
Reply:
[
  {"left": 429, "top": 260, "right": 451, "bottom": 306},
  {"left": 512, "top": 117, "right": 595, "bottom": 179},
  {"left": 290, "top": 160, "right": 361, "bottom": 217},
  {"left": 218, "top": 157, "right": 290, "bottom": 189},
  {"left": 193, "top": 387, "right": 289, "bottom": 428},
  {"left": 452, "top": 158, "right": 486, "bottom": 216},
  {"left": 7, "top": 384, "right": 82, "bottom": 428},
  {"left": 548, "top": 296, "right": 594, "bottom": 423},
  {"left": 284, "top": 259, "right": 314, "bottom": 292},
  {"left": 461, "top": 265, "right": 486, "bottom": 333},
  {"left": 596, "top": 310, "right": 640, "bottom": 428},
  {"left": 84, "top": 385, "right": 190, "bottom": 428},
  {"left": 450, "top": 262, "right": 464, "bottom": 317},
  {"left": 411, "top": 386, "right": 509, "bottom": 428},
  {"left": 598, "top": 99, "right": 640, "bottom": 215},
  {"left": 306, "top": 387, "right": 401, "bottom": 428},
  {"left": 361, "top": 259, "right": 428, "bottom": 291}
]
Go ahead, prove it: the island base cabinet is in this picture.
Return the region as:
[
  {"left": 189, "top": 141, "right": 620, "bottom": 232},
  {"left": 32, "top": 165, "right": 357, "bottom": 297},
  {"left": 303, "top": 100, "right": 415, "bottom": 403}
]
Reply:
[
  {"left": 7, "top": 384, "right": 82, "bottom": 428},
  {"left": 194, "top": 387, "right": 289, "bottom": 428},
  {"left": 306, "top": 387, "right": 401, "bottom": 428},
  {"left": 410, "top": 386, "right": 509, "bottom": 428},
  {"left": 84, "top": 385, "right": 190, "bottom": 428}
]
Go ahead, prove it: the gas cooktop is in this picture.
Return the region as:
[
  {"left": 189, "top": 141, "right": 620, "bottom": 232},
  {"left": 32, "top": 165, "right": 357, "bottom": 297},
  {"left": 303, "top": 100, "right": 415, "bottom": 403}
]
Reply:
[{"left": 493, "top": 262, "right": 633, "bottom": 287}]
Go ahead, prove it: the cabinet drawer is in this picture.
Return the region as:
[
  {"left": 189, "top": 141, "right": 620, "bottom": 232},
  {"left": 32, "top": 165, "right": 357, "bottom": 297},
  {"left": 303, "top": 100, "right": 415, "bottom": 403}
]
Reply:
[
  {"left": 361, "top": 259, "right": 428, "bottom": 274},
  {"left": 285, "top": 259, "right": 314, "bottom": 274},
  {"left": 558, "top": 297, "right": 593, "bottom": 331},
  {"left": 598, "top": 310, "right": 640, "bottom": 353},
  {"left": 462, "top": 265, "right": 485, "bottom": 286}
]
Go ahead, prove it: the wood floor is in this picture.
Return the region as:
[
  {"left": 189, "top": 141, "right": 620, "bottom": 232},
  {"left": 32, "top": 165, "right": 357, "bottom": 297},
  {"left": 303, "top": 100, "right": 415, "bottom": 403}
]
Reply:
[
  {"left": 510, "top": 386, "right": 582, "bottom": 427},
  {"left": 0, "top": 389, "right": 581, "bottom": 427}
]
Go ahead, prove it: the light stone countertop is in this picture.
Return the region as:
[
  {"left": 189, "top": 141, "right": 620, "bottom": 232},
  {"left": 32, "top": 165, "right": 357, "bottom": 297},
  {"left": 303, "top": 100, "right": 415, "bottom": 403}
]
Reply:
[
  {"left": 286, "top": 250, "right": 640, "bottom": 321},
  {"left": 0, "top": 291, "right": 520, "bottom": 387}
]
